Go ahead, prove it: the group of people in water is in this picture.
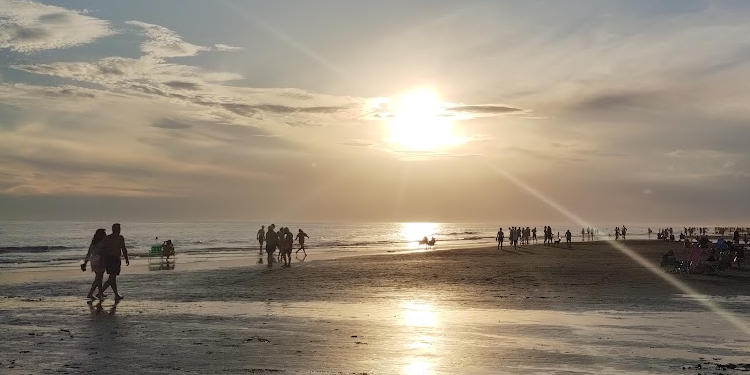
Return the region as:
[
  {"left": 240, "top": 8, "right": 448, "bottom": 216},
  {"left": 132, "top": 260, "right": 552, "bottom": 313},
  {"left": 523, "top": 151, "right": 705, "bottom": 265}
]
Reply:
[
  {"left": 494, "top": 225, "right": 641, "bottom": 250},
  {"left": 256, "top": 225, "right": 309, "bottom": 267},
  {"left": 78, "top": 223, "right": 312, "bottom": 301}
]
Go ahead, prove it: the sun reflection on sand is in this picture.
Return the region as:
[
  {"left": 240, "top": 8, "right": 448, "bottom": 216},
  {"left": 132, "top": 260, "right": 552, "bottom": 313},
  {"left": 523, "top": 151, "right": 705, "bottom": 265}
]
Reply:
[
  {"left": 403, "top": 358, "right": 434, "bottom": 375},
  {"left": 401, "top": 301, "right": 439, "bottom": 374},
  {"left": 401, "top": 301, "right": 438, "bottom": 327}
]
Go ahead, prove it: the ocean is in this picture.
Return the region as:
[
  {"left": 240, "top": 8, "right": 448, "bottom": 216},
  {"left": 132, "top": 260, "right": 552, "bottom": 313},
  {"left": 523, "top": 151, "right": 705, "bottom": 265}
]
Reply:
[{"left": 0, "top": 221, "right": 681, "bottom": 269}]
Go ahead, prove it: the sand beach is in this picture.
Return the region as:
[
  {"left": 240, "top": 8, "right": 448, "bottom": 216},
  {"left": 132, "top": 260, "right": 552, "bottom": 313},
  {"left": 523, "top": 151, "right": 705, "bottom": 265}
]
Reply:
[{"left": 1, "top": 240, "right": 749, "bottom": 374}]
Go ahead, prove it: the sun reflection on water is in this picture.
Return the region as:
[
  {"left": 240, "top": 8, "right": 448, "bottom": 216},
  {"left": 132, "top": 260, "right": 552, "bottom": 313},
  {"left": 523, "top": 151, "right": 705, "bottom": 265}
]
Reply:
[{"left": 399, "top": 222, "right": 440, "bottom": 249}]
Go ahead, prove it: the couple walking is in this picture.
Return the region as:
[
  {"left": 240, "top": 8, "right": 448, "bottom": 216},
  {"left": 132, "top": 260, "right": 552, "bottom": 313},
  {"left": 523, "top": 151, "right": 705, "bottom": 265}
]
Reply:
[{"left": 81, "top": 223, "right": 129, "bottom": 301}]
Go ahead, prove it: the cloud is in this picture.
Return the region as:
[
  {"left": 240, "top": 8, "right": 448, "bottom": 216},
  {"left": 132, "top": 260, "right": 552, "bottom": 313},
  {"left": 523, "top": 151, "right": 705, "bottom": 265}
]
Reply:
[
  {"left": 569, "top": 90, "right": 667, "bottom": 112},
  {"left": 340, "top": 140, "right": 374, "bottom": 147},
  {"left": 152, "top": 118, "right": 193, "bottom": 129},
  {"left": 214, "top": 43, "right": 243, "bottom": 52},
  {"left": 369, "top": 100, "right": 527, "bottom": 121},
  {"left": 0, "top": 0, "right": 113, "bottom": 52},
  {"left": 163, "top": 80, "right": 201, "bottom": 90},
  {"left": 445, "top": 104, "right": 523, "bottom": 114},
  {"left": 125, "top": 20, "right": 208, "bottom": 58}
]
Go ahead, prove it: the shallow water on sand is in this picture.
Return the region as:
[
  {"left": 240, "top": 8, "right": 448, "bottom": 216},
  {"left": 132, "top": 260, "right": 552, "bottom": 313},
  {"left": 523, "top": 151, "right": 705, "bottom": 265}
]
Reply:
[{"left": 2, "top": 295, "right": 749, "bottom": 374}]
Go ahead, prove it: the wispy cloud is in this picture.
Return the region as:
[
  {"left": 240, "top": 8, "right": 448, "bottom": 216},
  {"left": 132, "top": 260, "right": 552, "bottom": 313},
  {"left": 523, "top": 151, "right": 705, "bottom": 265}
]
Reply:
[
  {"left": 0, "top": 0, "right": 113, "bottom": 52},
  {"left": 126, "top": 20, "right": 209, "bottom": 58},
  {"left": 214, "top": 43, "right": 242, "bottom": 52}
]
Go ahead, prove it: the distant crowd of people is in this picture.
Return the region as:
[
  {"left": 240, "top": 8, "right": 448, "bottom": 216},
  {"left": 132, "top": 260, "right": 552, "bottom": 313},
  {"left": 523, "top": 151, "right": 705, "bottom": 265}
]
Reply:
[
  {"left": 495, "top": 226, "right": 577, "bottom": 249},
  {"left": 256, "top": 225, "right": 309, "bottom": 268}
]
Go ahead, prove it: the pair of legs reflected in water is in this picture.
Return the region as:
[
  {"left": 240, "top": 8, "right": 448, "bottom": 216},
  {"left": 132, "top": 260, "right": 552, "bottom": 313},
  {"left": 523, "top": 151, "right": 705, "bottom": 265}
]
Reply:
[{"left": 87, "top": 299, "right": 120, "bottom": 315}]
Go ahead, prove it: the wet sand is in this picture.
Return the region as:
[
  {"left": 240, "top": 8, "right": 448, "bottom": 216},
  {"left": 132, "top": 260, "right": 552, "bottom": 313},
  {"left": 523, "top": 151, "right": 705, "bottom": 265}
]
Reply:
[{"left": 1, "top": 240, "right": 750, "bottom": 374}]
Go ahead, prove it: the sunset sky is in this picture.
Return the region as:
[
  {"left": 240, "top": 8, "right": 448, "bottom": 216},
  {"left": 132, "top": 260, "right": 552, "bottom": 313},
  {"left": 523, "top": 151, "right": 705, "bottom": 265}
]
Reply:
[{"left": 1, "top": 0, "right": 749, "bottom": 223}]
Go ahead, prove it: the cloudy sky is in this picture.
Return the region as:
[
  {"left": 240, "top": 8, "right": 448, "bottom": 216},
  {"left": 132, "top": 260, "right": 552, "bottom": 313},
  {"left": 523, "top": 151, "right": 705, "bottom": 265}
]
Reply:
[{"left": 1, "top": 0, "right": 749, "bottom": 223}]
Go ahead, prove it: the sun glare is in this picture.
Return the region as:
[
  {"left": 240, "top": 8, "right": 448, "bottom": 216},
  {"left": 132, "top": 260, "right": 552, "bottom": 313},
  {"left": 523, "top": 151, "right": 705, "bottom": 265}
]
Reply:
[{"left": 383, "top": 89, "right": 465, "bottom": 151}]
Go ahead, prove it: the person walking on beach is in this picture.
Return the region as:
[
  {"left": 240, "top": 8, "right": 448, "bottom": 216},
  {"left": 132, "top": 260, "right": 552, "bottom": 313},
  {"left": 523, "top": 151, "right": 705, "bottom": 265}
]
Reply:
[
  {"left": 82, "top": 228, "right": 107, "bottom": 299},
  {"left": 615, "top": 226, "right": 620, "bottom": 241},
  {"left": 256, "top": 225, "right": 265, "bottom": 254},
  {"left": 278, "top": 227, "right": 292, "bottom": 267},
  {"left": 265, "top": 224, "right": 278, "bottom": 267},
  {"left": 565, "top": 230, "right": 572, "bottom": 248},
  {"left": 581, "top": 228, "right": 585, "bottom": 242},
  {"left": 532, "top": 227, "right": 537, "bottom": 243},
  {"left": 295, "top": 229, "right": 309, "bottom": 255},
  {"left": 622, "top": 226, "right": 627, "bottom": 241},
  {"left": 496, "top": 227, "right": 504, "bottom": 250},
  {"left": 547, "top": 226, "right": 553, "bottom": 246},
  {"left": 100, "top": 223, "right": 129, "bottom": 301}
]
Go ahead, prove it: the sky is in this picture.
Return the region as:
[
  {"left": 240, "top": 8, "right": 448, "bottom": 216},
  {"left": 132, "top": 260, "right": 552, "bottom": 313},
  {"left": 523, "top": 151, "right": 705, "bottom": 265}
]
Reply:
[{"left": 0, "top": 0, "right": 749, "bottom": 224}]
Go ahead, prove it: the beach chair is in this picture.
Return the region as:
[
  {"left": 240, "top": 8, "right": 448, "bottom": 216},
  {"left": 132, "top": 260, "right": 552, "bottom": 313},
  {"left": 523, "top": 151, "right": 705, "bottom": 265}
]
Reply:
[{"left": 148, "top": 244, "right": 164, "bottom": 265}]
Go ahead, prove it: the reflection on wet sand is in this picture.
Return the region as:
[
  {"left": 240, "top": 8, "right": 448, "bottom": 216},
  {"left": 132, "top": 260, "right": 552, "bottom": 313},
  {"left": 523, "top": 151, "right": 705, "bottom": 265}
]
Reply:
[
  {"left": 87, "top": 299, "right": 120, "bottom": 316},
  {"left": 148, "top": 260, "right": 176, "bottom": 271},
  {"left": 404, "top": 358, "right": 434, "bottom": 375},
  {"left": 401, "top": 301, "right": 439, "bottom": 374},
  {"left": 1, "top": 295, "right": 750, "bottom": 373}
]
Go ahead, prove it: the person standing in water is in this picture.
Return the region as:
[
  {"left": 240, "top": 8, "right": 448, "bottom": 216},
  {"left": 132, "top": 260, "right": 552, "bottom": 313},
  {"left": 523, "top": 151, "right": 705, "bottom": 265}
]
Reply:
[
  {"left": 284, "top": 228, "right": 294, "bottom": 266},
  {"left": 256, "top": 225, "right": 265, "bottom": 254},
  {"left": 82, "top": 228, "right": 107, "bottom": 300},
  {"left": 265, "top": 224, "right": 278, "bottom": 267},
  {"left": 100, "top": 223, "right": 129, "bottom": 301},
  {"left": 532, "top": 227, "right": 537, "bottom": 244},
  {"left": 496, "top": 227, "right": 504, "bottom": 250},
  {"left": 295, "top": 229, "right": 309, "bottom": 255}
]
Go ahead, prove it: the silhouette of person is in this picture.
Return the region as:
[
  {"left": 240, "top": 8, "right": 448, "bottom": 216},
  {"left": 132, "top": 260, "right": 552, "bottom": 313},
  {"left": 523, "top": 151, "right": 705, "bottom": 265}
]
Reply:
[
  {"left": 100, "top": 223, "right": 129, "bottom": 301},
  {"left": 496, "top": 227, "right": 504, "bottom": 250},
  {"left": 82, "top": 228, "right": 107, "bottom": 299},
  {"left": 265, "top": 224, "right": 278, "bottom": 267},
  {"left": 581, "top": 228, "right": 585, "bottom": 242},
  {"left": 295, "top": 229, "right": 309, "bottom": 255},
  {"left": 565, "top": 230, "right": 572, "bottom": 248},
  {"left": 257, "top": 225, "right": 265, "bottom": 254},
  {"left": 532, "top": 227, "right": 537, "bottom": 243}
]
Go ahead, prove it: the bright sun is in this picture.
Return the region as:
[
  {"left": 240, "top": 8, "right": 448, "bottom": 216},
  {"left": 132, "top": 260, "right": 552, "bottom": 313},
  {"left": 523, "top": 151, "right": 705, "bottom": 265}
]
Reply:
[{"left": 382, "top": 89, "right": 465, "bottom": 151}]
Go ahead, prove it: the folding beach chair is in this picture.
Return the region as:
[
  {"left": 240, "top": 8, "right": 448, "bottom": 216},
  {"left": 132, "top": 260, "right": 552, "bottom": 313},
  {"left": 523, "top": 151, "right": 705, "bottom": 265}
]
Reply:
[{"left": 148, "top": 244, "right": 164, "bottom": 265}]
